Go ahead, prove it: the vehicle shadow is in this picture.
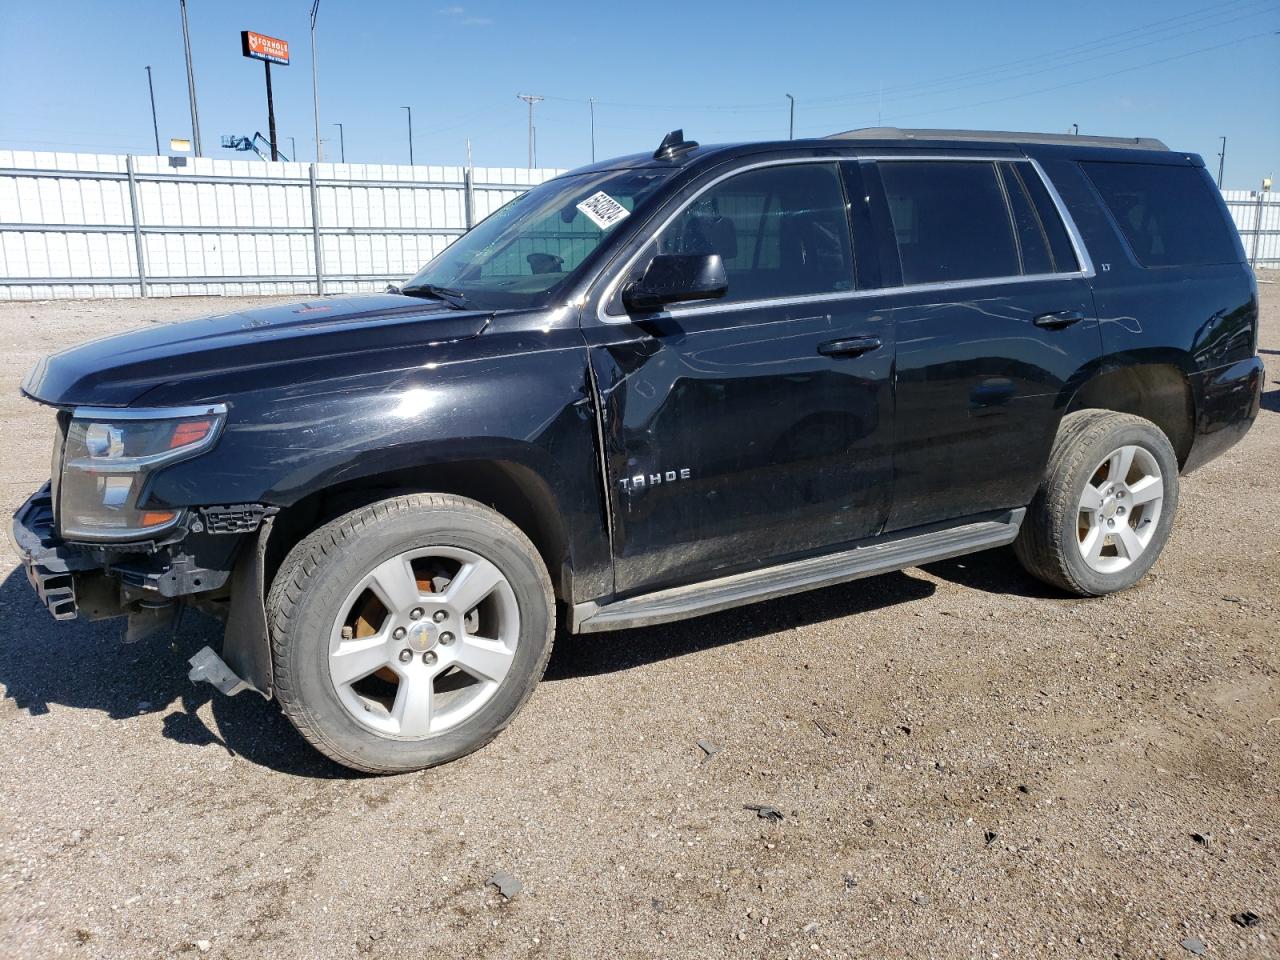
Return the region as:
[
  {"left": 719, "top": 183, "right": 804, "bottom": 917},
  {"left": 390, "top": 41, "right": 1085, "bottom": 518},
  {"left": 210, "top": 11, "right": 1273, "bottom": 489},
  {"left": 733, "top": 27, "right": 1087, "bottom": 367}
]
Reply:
[
  {"left": 920, "top": 545, "right": 1070, "bottom": 599},
  {"left": 546, "top": 569, "right": 936, "bottom": 681},
  {"left": 1261, "top": 386, "right": 1280, "bottom": 414},
  {"left": 1, "top": 558, "right": 1004, "bottom": 771},
  {"left": 0, "top": 564, "right": 352, "bottom": 780}
]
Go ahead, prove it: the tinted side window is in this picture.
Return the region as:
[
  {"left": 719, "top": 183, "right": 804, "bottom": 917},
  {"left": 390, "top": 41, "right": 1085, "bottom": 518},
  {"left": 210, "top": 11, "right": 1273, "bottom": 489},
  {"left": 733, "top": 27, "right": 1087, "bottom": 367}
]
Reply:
[
  {"left": 878, "top": 161, "right": 1019, "bottom": 284},
  {"left": 1082, "top": 161, "right": 1240, "bottom": 267},
  {"left": 999, "top": 163, "right": 1055, "bottom": 275},
  {"left": 1017, "top": 164, "right": 1079, "bottom": 272},
  {"left": 655, "top": 163, "right": 853, "bottom": 304}
]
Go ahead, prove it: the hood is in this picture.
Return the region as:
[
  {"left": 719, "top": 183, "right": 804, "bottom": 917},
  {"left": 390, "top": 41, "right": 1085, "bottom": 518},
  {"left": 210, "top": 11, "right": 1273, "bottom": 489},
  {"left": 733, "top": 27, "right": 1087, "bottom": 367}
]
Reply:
[{"left": 21, "top": 294, "right": 492, "bottom": 407}]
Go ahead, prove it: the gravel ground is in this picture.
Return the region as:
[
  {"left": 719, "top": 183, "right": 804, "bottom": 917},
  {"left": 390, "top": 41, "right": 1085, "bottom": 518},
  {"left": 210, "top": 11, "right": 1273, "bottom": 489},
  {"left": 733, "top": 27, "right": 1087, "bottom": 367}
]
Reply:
[{"left": 0, "top": 280, "right": 1277, "bottom": 960}]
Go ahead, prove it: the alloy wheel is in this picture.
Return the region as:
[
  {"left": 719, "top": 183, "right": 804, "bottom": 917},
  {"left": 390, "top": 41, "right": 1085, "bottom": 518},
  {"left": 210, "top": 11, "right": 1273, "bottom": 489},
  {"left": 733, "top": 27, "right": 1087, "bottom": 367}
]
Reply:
[
  {"left": 327, "top": 546, "right": 520, "bottom": 739},
  {"left": 1076, "top": 444, "right": 1165, "bottom": 574}
]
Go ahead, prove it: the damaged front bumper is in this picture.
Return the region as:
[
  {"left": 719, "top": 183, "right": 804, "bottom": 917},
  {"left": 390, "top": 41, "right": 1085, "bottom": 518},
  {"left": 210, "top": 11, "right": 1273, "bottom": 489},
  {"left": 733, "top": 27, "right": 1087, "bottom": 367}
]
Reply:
[
  {"left": 12, "top": 483, "right": 96, "bottom": 620},
  {"left": 10, "top": 483, "right": 276, "bottom": 698}
]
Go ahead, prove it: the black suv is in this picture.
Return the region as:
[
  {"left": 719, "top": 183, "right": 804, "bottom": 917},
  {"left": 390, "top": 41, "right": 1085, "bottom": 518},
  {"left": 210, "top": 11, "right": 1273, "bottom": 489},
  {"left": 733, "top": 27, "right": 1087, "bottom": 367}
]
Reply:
[{"left": 13, "top": 128, "right": 1263, "bottom": 773}]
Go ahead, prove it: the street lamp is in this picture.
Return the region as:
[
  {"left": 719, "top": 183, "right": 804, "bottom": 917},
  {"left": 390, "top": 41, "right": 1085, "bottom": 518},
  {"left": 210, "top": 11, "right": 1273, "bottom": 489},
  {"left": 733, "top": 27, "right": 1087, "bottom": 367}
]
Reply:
[
  {"left": 310, "top": 0, "right": 322, "bottom": 162},
  {"left": 145, "top": 66, "right": 160, "bottom": 155},
  {"left": 588, "top": 96, "right": 598, "bottom": 162},
  {"left": 333, "top": 122, "right": 345, "bottom": 163},
  {"left": 402, "top": 106, "right": 414, "bottom": 165},
  {"left": 785, "top": 93, "right": 794, "bottom": 140},
  {"left": 178, "top": 0, "right": 202, "bottom": 156}
]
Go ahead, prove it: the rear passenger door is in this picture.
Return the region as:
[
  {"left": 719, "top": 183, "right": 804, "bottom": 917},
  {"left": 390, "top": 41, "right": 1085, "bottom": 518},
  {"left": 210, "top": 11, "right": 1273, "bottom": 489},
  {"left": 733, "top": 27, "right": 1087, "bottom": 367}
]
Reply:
[{"left": 864, "top": 157, "right": 1102, "bottom": 532}]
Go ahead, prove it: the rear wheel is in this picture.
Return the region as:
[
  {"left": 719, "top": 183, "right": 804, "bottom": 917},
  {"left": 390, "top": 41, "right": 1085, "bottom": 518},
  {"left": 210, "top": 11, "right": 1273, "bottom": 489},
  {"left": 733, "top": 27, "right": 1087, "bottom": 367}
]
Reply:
[
  {"left": 1014, "top": 410, "right": 1179, "bottom": 596},
  {"left": 267, "top": 494, "right": 554, "bottom": 774}
]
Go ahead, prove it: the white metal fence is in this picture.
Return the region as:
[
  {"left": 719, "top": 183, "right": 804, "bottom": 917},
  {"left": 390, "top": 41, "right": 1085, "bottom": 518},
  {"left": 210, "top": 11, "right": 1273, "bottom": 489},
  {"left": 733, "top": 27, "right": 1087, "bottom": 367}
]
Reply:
[
  {"left": 0, "top": 151, "right": 563, "bottom": 300},
  {"left": 0, "top": 151, "right": 1275, "bottom": 301},
  {"left": 1223, "top": 189, "right": 1279, "bottom": 268}
]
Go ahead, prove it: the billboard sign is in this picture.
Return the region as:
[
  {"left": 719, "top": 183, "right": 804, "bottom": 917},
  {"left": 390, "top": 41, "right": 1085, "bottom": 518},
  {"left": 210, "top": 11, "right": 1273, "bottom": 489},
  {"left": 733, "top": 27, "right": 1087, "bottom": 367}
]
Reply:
[{"left": 241, "top": 31, "right": 289, "bottom": 66}]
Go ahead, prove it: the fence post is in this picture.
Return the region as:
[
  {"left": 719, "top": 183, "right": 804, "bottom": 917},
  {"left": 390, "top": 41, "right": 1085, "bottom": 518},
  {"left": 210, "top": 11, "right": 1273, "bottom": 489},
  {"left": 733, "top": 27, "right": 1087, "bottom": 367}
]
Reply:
[
  {"left": 463, "top": 166, "right": 475, "bottom": 229},
  {"left": 1250, "top": 190, "right": 1265, "bottom": 268},
  {"left": 125, "top": 155, "right": 148, "bottom": 297},
  {"left": 309, "top": 162, "right": 324, "bottom": 295}
]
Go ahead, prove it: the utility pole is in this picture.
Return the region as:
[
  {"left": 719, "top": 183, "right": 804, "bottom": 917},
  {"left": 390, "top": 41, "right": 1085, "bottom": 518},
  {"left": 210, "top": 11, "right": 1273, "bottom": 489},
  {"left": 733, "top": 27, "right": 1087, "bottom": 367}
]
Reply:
[
  {"left": 179, "top": 0, "right": 202, "bottom": 156},
  {"left": 785, "top": 93, "right": 795, "bottom": 140},
  {"left": 333, "top": 122, "right": 345, "bottom": 162},
  {"left": 402, "top": 106, "right": 414, "bottom": 165},
  {"left": 588, "top": 96, "right": 598, "bottom": 162},
  {"left": 145, "top": 66, "right": 160, "bottom": 155},
  {"left": 516, "top": 94, "right": 543, "bottom": 169},
  {"left": 310, "top": 0, "right": 322, "bottom": 162},
  {"left": 1216, "top": 136, "right": 1227, "bottom": 188}
]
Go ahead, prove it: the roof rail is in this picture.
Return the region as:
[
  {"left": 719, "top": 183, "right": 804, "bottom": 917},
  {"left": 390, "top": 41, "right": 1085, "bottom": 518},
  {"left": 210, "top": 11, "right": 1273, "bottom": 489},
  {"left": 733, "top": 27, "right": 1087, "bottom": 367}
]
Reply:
[{"left": 825, "top": 126, "right": 1169, "bottom": 151}]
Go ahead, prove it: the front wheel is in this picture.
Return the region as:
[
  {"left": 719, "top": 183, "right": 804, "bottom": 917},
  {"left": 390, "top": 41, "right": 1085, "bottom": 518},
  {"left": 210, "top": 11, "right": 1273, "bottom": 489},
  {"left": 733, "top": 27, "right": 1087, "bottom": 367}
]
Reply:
[
  {"left": 1015, "top": 410, "right": 1180, "bottom": 596},
  {"left": 266, "top": 494, "right": 554, "bottom": 774}
]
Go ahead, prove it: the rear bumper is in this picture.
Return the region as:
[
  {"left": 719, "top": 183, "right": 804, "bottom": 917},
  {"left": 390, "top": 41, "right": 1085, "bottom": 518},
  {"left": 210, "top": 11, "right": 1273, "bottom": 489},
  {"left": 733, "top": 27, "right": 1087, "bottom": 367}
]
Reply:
[
  {"left": 1184, "top": 355, "right": 1265, "bottom": 473},
  {"left": 11, "top": 483, "right": 95, "bottom": 620}
]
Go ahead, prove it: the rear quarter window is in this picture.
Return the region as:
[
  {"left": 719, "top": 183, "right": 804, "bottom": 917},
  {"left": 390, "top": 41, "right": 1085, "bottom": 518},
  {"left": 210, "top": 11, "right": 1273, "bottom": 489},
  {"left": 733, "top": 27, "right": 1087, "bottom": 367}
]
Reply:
[{"left": 1082, "top": 161, "right": 1240, "bottom": 268}]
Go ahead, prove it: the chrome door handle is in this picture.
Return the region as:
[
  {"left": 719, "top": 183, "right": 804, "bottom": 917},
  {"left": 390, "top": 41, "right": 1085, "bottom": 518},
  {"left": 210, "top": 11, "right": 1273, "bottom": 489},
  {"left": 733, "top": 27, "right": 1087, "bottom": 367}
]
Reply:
[
  {"left": 1033, "top": 310, "right": 1085, "bottom": 329},
  {"left": 818, "top": 336, "right": 882, "bottom": 357}
]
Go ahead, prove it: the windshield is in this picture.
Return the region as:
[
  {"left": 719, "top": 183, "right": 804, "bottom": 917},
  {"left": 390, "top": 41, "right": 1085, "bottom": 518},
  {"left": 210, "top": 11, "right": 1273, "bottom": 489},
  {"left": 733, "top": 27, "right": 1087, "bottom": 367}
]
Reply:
[{"left": 402, "top": 167, "right": 675, "bottom": 310}]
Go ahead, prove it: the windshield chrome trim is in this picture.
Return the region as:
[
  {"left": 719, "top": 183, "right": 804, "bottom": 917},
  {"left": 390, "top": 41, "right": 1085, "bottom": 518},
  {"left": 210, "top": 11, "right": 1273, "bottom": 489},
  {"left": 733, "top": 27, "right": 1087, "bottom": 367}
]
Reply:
[{"left": 593, "top": 154, "right": 1096, "bottom": 325}]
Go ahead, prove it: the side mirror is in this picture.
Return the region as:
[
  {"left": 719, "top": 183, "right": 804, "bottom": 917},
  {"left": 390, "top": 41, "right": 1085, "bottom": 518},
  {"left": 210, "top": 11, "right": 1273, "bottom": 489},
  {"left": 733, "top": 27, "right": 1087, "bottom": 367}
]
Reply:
[{"left": 622, "top": 254, "right": 727, "bottom": 311}]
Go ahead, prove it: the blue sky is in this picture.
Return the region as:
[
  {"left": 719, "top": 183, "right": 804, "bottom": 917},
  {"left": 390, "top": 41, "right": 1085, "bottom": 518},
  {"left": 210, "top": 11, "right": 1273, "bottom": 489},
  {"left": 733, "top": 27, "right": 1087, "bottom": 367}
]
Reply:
[{"left": 1, "top": 0, "right": 1276, "bottom": 187}]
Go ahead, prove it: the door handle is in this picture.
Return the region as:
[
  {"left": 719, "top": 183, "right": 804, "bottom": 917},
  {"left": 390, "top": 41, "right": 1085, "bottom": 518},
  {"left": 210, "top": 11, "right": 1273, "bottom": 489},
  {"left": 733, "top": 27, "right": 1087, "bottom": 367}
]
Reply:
[
  {"left": 818, "top": 335, "right": 882, "bottom": 357},
  {"left": 1033, "top": 309, "right": 1085, "bottom": 330}
]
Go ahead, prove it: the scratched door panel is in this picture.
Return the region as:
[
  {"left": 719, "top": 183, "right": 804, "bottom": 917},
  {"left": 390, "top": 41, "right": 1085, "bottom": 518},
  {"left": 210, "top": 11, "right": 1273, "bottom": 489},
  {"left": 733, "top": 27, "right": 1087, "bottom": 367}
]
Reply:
[{"left": 591, "top": 300, "right": 894, "bottom": 597}]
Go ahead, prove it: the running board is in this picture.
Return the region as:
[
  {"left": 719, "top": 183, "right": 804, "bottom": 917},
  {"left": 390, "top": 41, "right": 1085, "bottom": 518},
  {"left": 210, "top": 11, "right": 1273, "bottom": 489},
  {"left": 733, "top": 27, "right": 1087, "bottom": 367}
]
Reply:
[{"left": 574, "top": 509, "right": 1025, "bottom": 634}]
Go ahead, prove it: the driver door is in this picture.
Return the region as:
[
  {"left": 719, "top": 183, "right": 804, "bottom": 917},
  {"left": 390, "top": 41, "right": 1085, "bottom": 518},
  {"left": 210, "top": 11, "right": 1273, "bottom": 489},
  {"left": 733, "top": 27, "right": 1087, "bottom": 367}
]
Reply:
[{"left": 588, "top": 160, "right": 896, "bottom": 597}]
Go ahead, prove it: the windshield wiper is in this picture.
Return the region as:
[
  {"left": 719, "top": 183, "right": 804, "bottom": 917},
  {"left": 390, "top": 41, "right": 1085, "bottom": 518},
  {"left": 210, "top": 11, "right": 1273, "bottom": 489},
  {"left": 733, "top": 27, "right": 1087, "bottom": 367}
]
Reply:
[{"left": 400, "top": 283, "right": 471, "bottom": 309}]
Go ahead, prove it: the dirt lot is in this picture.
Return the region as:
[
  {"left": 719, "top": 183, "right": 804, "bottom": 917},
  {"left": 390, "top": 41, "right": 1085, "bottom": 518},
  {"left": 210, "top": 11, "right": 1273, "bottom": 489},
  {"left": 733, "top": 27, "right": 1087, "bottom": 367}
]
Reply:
[{"left": 0, "top": 280, "right": 1277, "bottom": 960}]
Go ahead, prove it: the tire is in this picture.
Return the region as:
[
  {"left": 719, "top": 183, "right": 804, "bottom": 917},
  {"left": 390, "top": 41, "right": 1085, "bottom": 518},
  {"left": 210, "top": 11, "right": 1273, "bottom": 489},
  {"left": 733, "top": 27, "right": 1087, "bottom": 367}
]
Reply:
[
  {"left": 1014, "top": 410, "right": 1179, "bottom": 597},
  {"left": 266, "top": 493, "right": 554, "bottom": 774}
]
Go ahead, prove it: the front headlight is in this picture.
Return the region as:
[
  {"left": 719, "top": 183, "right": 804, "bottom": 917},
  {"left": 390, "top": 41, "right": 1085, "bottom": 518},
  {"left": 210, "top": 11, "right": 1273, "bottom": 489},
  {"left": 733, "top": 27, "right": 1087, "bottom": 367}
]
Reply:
[{"left": 58, "top": 404, "right": 227, "bottom": 540}]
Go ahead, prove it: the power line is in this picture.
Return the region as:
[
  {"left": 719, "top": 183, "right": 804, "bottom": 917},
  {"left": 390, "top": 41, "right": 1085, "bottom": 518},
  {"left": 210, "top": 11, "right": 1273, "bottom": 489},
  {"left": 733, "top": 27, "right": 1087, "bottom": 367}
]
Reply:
[
  {"left": 802, "top": 0, "right": 1274, "bottom": 108},
  {"left": 538, "top": 0, "right": 1273, "bottom": 115},
  {"left": 882, "top": 29, "right": 1272, "bottom": 125},
  {"left": 801, "top": 1, "right": 1277, "bottom": 113}
]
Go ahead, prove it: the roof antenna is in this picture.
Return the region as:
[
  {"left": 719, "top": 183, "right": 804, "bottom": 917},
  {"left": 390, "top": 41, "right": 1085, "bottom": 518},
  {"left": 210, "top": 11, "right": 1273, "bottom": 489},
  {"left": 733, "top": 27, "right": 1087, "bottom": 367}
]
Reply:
[{"left": 654, "top": 129, "right": 698, "bottom": 160}]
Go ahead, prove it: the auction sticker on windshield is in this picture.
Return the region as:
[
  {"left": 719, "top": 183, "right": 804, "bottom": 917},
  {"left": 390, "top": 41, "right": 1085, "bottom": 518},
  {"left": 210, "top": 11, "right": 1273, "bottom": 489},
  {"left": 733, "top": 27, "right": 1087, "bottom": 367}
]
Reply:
[{"left": 576, "top": 192, "right": 630, "bottom": 230}]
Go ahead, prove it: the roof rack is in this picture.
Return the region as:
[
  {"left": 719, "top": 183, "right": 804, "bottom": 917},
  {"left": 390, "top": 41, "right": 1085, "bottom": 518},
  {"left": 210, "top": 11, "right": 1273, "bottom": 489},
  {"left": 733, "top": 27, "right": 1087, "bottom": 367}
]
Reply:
[{"left": 825, "top": 126, "right": 1169, "bottom": 151}]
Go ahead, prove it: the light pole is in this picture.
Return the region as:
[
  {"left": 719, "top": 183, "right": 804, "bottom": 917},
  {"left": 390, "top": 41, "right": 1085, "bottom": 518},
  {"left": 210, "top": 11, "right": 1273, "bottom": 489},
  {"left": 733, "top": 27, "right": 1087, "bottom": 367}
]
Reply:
[
  {"left": 516, "top": 94, "right": 543, "bottom": 169},
  {"left": 145, "top": 66, "right": 160, "bottom": 155},
  {"left": 1071, "top": 123, "right": 1079, "bottom": 135},
  {"left": 179, "top": 0, "right": 202, "bottom": 156},
  {"left": 310, "top": 0, "right": 322, "bottom": 162},
  {"left": 333, "top": 122, "right": 345, "bottom": 162},
  {"left": 402, "top": 106, "right": 414, "bottom": 165},
  {"left": 785, "top": 93, "right": 794, "bottom": 140},
  {"left": 1216, "top": 136, "right": 1227, "bottom": 188},
  {"left": 588, "top": 96, "right": 598, "bottom": 162},
  {"left": 288, "top": 136, "right": 297, "bottom": 160}
]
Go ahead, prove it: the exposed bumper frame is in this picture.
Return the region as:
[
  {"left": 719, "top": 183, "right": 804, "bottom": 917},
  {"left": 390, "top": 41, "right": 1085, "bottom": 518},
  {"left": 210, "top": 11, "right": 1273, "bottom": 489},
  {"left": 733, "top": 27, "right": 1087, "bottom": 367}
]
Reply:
[{"left": 11, "top": 483, "right": 96, "bottom": 620}]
